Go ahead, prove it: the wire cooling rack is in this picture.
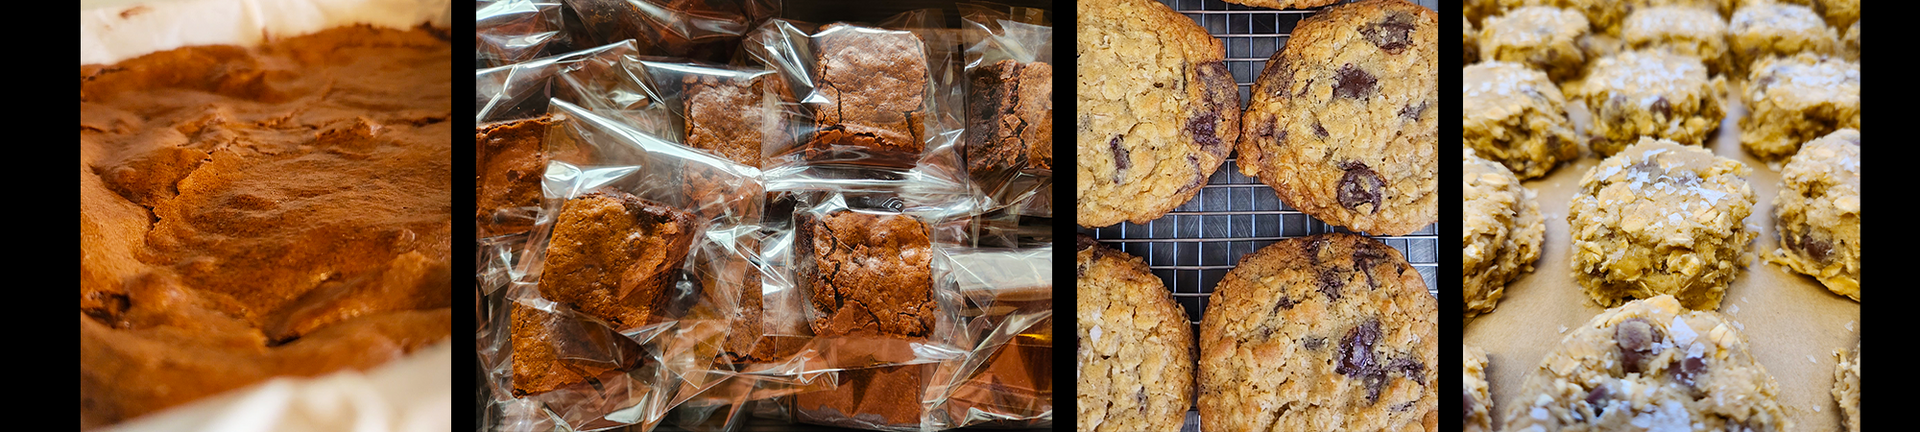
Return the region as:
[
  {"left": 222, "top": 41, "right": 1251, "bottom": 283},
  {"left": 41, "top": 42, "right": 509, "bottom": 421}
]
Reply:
[
  {"left": 1076, "top": 4, "right": 1438, "bottom": 429},
  {"left": 1079, "top": 0, "right": 1441, "bottom": 329}
]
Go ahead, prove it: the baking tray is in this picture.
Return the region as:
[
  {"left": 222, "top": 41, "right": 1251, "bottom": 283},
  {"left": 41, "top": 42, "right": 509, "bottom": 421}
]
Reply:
[
  {"left": 1075, "top": 1, "right": 1440, "bottom": 430},
  {"left": 1461, "top": 70, "right": 1861, "bottom": 431}
]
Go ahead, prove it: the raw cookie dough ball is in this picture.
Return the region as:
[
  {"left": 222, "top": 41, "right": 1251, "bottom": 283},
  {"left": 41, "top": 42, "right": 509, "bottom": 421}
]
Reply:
[
  {"left": 1769, "top": 128, "right": 1859, "bottom": 300},
  {"left": 1568, "top": 138, "right": 1756, "bottom": 310},
  {"left": 1463, "top": 148, "right": 1543, "bottom": 319},
  {"left": 1461, "top": 62, "right": 1580, "bottom": 179},
  {"left": 1480, "top": 6, "right": 1593, "bottom": 83},
  {"left": 1504, "top": 295, "right": 1790, "bottom": 432},
  {"left": 1728, "top": 2, "right": 1838, "bottom": 78},
  {"left": 1738, "top": 53, "right": 1859, "bottom": 164}
]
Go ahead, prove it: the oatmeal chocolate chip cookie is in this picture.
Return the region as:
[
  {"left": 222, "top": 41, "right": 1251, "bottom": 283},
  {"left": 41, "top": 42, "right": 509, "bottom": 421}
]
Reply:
[
  {"left": 1219, "top": 0, "right": 1343, "bottom": 10},
  {"left": 1238, "top": 0, "right": 1438, "bottom": 236},
  {"left": 1077, "top": 0, "right": 1238, "bottom": 227},
  {"left": 1568, "top": 139, "right": 1756, "bottom": 310},
  {"left": 1462, "top": 62, "right": 1580, "bottom": 179},
  {"left": 1729, "top": 2, "right": 1838, "bottom": 78},
  {"left": 1463, "top": 345, "right": 1493, "bottom": 432},
  {"left": 1768, "top": 129, "right": 1859, "bottom": 300},
  {"left": 1075, "top": 235, "right": 1194, "bottom": 432},
  {"left": 1573, "top": 50, "right": 1725, "bottom": 157},
  {"left": 1622, "top": 6, "right": 1733, "bottom": 77},
  {"left": 1504, "top": 295, "right": 1790, "bottom": 432},
  {"left": 1478, "top": 6, "right": 1593, "bottom": 83},
  {"left": 1197, "top": 233, "right": 1439, "bottom": 432},
  {"left": 1464, "top": 148, "right": 1543, "bottom": 319},
  {"left": 1832, "top": 346, "right": 1859, "bottom": 432},
  {"left": 1739, "top": 53, "right": 1859, "bottom": 164},
  {"left": 1464, "top": 15, "right": 1479, "bottom": 65}
]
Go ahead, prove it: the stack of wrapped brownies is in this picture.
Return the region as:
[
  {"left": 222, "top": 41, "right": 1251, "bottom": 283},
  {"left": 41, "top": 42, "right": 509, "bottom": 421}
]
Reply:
[{"left": 474, "top": 1, "right": 1053, "bottom": 431}]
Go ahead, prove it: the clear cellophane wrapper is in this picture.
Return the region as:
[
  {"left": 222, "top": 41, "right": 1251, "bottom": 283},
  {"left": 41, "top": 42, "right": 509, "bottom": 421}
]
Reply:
[
  {"left": 477, "top": 0, "right": 568, "bottom": 68},
  {"left": 927, "top": 246, "right": 1053, "bottom": 429},
  {"left": 957, "top": 2, "right": 1051, "bottom": 215}
]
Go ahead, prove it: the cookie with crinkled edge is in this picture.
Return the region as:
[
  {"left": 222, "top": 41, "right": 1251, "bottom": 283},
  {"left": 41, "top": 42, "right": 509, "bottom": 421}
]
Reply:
[
  {"left": 1077, "top": 0, "right": 1238, "bottom": 228},
  {"left": 1505, "top": 295, "right": 1790, "bottom": 432},
  {"left": 1238, "top": 0, "right": 1438, "bottom": 235},
  {"left": 1463, "top": 148, "right": 1542, "bottom": 319},
  {"left": 1075, "top": 235, "right": 1194, "bottom": 432},
  {"left": 1198, "top": 233, "right": 1438, "bottom": 432}
]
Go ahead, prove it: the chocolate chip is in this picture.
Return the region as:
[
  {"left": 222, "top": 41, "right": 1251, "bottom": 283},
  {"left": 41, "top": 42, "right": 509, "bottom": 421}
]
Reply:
[
  {"left": 1586, "top": 386, "right": 1609, "bottom": 411},
  {"left": 1136, "top": 389, "right": 1149, "bottom": 414},
  {"left": 1337, "top": 319, "right": 1381, "bottom": 376},
  {"left": 1671, "top": 356, "right": 1706, "bottom": 388},
  {"left": 1390, "top": 356, "right": 1425, "bottom": 385},
  {"left": 1797, "top": 234, "right": 1834, "bottom": 263},
  {"left": 1109, "top": 135, "right": 1129, "bottom": 184},
  {"left": 1333, "top": 64, "right": 1377, "bottom": 99},
  {"left": 1257, "top": 120, "right": 1276, "bottom": 140},
  {"left": 1615, "top": 318, "right": 1659, "bottom": 373},
  {"left": 1076, "top": 234, "right": 1100, "bottom": 253},
  {"left": 1303, "top": 336, "right": 1327, "bottom": 350},
  {"left": 1360, "top": 14, "right": 1417, "bottom": 54},
  {"left": 1398, "top": 101, "right": 1429, "bottom": 120},
  {"left": 1353, "top": 247, "right": 1388, "bottom": 289},
  {"left": 1651, "top": 97, "right": 1672, "bottom": 118},
  {"left": 1362, "top": 372, "right": 1388, "bottom": 404},
  {"left": 1318, "top": 269, "right": 1344, "bottom": 301},
  {"left": 1188, "top": 112, "right": 1221, "bottom": 148},
  {"left": 1337, "top": 162, "right": 1385, "bottom": 213},
  {"left": 1273, "top": 295, "right": 1295, "bottom": 312},
  {"left": 1313, "top": 121, "right": 1329, "bottom": 138}
]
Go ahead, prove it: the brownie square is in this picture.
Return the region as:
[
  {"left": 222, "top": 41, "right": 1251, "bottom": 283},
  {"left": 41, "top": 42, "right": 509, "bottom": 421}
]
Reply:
[
  {"left": 476, "top": 115, "right": 553, "bottom": 238},
  {"left": 806, "top": 24, "right": 929, "bottom": 156},
  {"left": 509, "top": 302, "right": 644, "bottom": 397},
  {"left": 681, "top": 73, "right": 788, "bottom": 169},
  {"left": 797, "top": 210, "right": 934, "bottom": 338},
  {"left": 965, "top": 60, "right": 1053, "bottom": 183},
  {"left": 538, "top": 191, "right": 697, "bottom": 331}
]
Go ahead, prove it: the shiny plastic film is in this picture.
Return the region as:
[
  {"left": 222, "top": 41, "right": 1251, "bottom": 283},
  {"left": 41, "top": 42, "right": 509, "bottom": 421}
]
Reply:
[
  {"left": 742, "top": 12, "right": 968, "bottom": 185},
  {"left": 558, "top": 0, "right": 781, "bottom": 64},
  {"left": 476, "top": 0, "right": 568, "bottom": 68},
  {"left": 957, "top": 2, "right": 1053, "bottom": 214},
  {"left": 928, "top": 246, "right": 1054, "bottom": 429},
  {"left": 473, "top": 4, "right": 1052, "bottom": 432}
]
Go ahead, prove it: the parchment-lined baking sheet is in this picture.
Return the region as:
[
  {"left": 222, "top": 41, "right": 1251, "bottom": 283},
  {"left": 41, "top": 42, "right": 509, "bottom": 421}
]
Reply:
[{"left": 1463, "top": 84, "right": 1860, "bottom": 432}]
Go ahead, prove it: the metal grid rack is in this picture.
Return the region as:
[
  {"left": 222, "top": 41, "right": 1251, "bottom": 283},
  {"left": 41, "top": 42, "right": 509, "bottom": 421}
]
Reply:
[{"left": 1076, "top": 0, "right": 1442, "bottom": 356}]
